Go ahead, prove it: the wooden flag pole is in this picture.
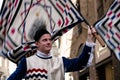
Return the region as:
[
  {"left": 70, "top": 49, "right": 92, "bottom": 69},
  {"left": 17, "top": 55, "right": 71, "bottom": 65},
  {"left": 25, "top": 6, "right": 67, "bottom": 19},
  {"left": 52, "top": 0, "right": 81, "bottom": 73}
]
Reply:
[
  {"left": 76, "top": 1, "right": 105, "bottom": 47},
  {"left": 84, "top": 19, "right": 105, "bottom": 47}
]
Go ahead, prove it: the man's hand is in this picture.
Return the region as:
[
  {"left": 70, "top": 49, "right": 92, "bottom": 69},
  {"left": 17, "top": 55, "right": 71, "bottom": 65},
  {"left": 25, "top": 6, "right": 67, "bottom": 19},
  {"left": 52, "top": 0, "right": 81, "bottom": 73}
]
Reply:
[{"left": 87, "top": 26, "right": 96, "bottom": 43}]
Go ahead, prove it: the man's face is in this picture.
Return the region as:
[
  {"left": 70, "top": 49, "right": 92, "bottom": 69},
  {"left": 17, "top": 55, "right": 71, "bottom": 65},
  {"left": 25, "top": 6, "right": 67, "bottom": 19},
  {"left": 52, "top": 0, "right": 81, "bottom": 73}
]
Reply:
[{"left": 36, "top": 34, "right": 52, "bottom": 54}]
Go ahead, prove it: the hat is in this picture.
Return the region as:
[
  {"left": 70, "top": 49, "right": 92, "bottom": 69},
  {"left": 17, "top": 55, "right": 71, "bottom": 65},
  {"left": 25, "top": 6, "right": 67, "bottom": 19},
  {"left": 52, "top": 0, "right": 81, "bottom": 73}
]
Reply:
[
  {"left": 34, "top": 28, "right": 50, "bottom": 41},
  {"left": 28, "top": 19, "right": 48, "bottom": 41}
]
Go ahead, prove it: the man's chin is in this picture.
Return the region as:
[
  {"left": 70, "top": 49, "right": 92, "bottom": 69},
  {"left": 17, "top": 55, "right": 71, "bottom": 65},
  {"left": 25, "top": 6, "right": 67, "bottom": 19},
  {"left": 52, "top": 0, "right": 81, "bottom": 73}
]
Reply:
[{"left": 45, "top": 49, "right": 51, "bottom": 52}]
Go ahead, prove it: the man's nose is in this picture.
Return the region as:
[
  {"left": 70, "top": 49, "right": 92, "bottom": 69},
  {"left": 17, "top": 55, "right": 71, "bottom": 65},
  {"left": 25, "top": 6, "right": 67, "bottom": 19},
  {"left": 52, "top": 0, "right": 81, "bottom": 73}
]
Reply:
[{"left": 47, "top": 39, "right": 51, "bottom": 43}]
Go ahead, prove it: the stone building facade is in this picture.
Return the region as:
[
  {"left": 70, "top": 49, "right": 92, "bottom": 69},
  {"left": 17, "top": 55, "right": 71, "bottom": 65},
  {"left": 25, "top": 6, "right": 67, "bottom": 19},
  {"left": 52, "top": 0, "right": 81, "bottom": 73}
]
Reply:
[
  {"left": 0, "top": 57, "right": 9, "bottom": 80},
  {"left": 67, "top": 0, "right": 120, "bottom": 80}
]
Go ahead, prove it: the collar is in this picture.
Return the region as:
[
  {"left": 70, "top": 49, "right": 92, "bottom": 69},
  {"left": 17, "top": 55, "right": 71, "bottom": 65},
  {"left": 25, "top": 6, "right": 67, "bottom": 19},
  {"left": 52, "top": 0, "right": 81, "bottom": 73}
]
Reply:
[{"left": 36, "top": 50, "right": 52, "bottom": 59}]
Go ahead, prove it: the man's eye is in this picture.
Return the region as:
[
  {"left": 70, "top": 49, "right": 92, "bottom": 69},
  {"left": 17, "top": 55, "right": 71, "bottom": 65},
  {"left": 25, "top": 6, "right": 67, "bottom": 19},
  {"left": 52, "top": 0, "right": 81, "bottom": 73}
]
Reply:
[
  {"left": 43, "top": 39, "right": 47, "bottom": 41},
  {"left": 42, "top": 39, "right": 51, "bottom": 42}
]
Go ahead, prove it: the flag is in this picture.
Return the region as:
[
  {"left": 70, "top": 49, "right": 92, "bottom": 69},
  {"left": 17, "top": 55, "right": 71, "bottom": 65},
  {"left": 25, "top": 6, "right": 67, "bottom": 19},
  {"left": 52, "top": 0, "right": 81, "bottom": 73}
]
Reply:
[
  {"left": 0, "top": 0, "right": 84, "bottom": 63},
  {"left": 94, "top": 0, "right": 120, "bottom": 61},
  {"left": 0, "top": 0, "right": 23, "bottom": 57}
]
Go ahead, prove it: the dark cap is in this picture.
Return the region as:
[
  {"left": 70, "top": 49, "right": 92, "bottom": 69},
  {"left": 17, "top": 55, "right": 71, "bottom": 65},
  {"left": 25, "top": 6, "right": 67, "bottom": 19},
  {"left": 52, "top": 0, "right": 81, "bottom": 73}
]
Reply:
[{"left": 34, "top": 29, "right": 50, "bottom": 41}]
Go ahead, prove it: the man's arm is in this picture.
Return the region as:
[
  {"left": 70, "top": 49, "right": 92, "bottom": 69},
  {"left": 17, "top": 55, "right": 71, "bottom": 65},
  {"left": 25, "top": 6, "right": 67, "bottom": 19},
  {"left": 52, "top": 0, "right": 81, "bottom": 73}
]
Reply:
[
  {"left": 63, "top": 26, "right": 95, "bottom": 72},
  {"left": 7, "top": 58, "right": 27, "bottom": 80},
  {"left": 62, "top": 43, "right": 93, "bottom": 72}
]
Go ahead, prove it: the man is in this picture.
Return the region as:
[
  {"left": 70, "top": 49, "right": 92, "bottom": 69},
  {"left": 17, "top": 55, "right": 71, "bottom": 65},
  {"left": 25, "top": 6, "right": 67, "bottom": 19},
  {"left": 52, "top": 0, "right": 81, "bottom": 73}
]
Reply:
[{"left": 7, "top": 25, "right": 95, "bottom": 80}]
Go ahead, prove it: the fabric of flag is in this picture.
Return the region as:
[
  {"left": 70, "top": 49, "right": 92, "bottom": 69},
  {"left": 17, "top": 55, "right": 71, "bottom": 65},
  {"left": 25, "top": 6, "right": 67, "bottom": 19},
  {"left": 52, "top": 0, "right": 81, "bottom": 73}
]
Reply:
[
  {"left": 94, "top": 0, "right": 120, "bottom": 61},
  {"left": 0, "top": 0, "right": 23, "bottom": 57},
  {"left": 0, "top": 0, "right": 84, "bottom": 63}
]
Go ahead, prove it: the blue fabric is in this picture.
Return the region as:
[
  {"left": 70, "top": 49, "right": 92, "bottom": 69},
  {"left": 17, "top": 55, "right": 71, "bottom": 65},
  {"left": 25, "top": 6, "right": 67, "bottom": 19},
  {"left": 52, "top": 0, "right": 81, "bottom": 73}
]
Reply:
[
  {"left": 62, "top": 45, "right": 91, "bottom": 72},
  {"left": 7, "top": 45, "right": 91, "bottom": 80},
  {"left": 7, "top": 57, "right": 27, "bottom": 80}
]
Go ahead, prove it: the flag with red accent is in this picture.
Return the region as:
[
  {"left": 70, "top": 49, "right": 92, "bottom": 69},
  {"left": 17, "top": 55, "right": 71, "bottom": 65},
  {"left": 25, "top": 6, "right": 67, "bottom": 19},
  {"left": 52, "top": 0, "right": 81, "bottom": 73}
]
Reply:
[
  {"left": 0, "top": 0, "right": 84, "bottom": 63},
  {"left": 94, "top": 0, "right": 120, "bottom": 61}
]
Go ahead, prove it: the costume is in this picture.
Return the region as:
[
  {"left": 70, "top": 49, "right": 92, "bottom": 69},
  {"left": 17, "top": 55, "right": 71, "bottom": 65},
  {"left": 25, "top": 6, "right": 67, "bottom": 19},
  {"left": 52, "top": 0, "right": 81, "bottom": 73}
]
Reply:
[
  {"left": 25, "top": 53, "right": 64, "bottom": 80},
  {"left": 7, "top": 42, "right": 94, "bottom": 80}
]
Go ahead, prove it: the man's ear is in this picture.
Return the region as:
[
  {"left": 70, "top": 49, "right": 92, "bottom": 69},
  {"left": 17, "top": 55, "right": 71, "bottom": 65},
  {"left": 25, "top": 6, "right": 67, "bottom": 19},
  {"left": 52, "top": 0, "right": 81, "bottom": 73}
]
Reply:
[{"left": 35, "top": 42, "right": 39, "bottom": 47}]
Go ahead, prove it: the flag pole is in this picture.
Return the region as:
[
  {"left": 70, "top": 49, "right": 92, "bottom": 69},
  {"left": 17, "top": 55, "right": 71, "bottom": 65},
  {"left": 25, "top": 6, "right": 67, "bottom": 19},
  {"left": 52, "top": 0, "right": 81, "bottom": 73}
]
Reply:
[
  {"left": 76, "top": 1, "right": 105, "bottom": 47},
  {"left": 84, "top": 19, "right": 105, "bottom": 47}
]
